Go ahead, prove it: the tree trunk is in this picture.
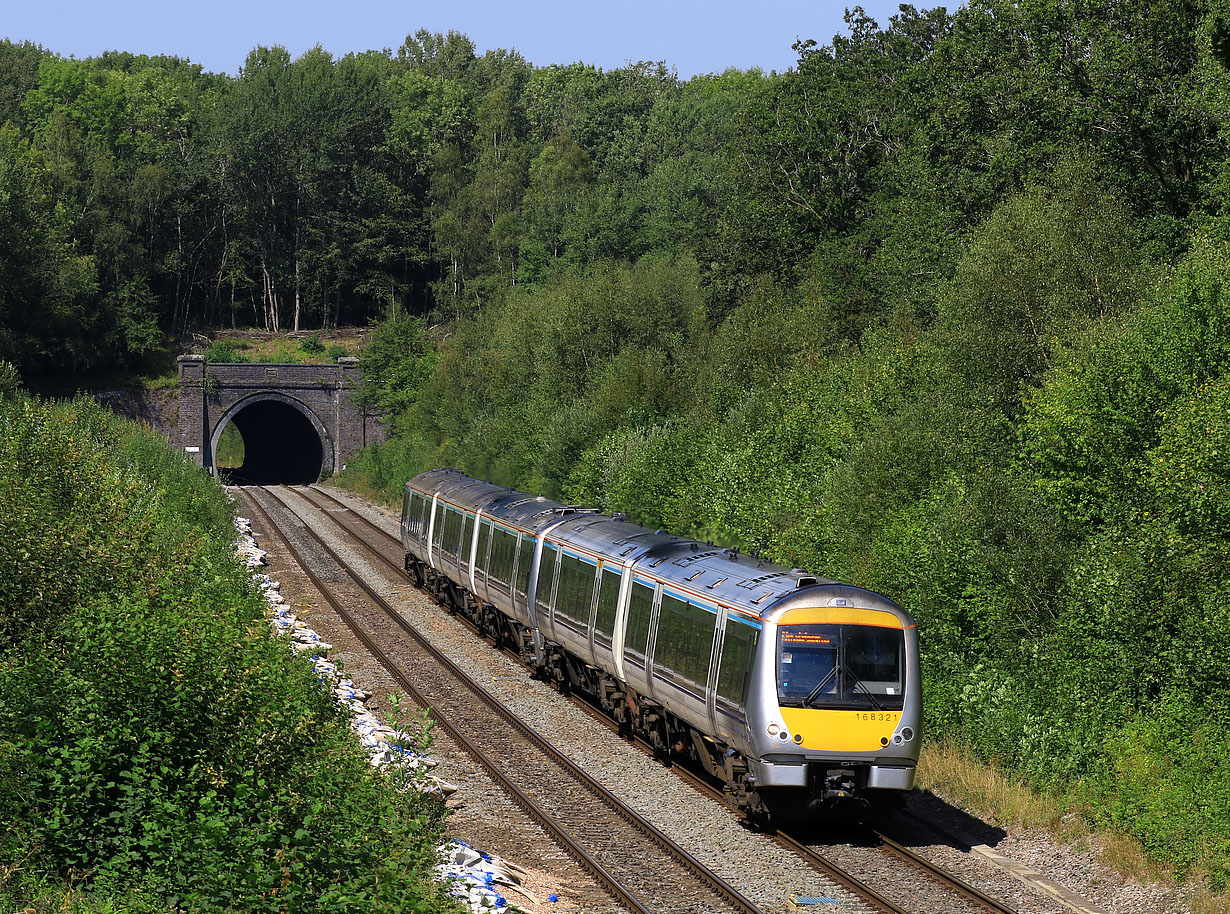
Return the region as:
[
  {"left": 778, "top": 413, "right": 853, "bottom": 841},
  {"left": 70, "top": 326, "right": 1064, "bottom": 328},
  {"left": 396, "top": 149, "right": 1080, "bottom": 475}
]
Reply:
[{"left": 293, "top": 190, "right": 302, "bottom": 333}]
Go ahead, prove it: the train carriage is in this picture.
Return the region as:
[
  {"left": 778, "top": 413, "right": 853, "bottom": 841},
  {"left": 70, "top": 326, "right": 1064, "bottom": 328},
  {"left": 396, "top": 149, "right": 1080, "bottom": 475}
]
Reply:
[{"left": 402, "top": 469, "right": 921, "bottom": 820}]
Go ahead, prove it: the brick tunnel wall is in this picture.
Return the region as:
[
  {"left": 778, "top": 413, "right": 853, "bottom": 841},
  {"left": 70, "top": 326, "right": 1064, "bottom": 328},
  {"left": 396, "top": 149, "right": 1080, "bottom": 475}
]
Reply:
[{"left": 176, "top": 356, "right": 385, "bottom": 477}]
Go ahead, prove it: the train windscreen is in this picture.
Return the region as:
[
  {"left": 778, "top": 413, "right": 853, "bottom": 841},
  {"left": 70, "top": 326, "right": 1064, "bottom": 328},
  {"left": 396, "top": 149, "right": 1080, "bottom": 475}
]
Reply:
[{"left": 777, "top": 624, "right": 904, "bottom": 711}]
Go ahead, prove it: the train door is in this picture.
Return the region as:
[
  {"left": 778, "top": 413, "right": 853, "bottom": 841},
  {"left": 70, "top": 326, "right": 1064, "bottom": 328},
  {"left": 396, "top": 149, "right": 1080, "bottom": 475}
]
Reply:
[
  {"left": 468, "top": 510, "right": 484, "bottom": 593},
  {"left": 640, "top": 581, "right": 663, "bottom": 703},
  {"left": 705, "top": 609, "right": 726, "bottom": 737},
  {"left": 536, "top": 540, "right": 560, "bottom": 642},
  {"left": 426, "top": 493, "right": 440, "bottom": 567},
  {"left": 475, "top": 516, "right": 493, "bottom": 603},
  {"left": 513, "top": 533, "right": 535, "bottom": 621},
  {"left": 610, "top": 565, "right": 634, "bottom": 683}
]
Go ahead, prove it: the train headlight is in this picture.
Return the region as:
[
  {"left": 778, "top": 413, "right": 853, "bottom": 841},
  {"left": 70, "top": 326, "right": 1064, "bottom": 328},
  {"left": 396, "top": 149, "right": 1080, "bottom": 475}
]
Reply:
[
  {"left": 901, "top": 727, "right": 914, "bottom": 742},
  {"left": 893, "top": 734, "right": 903, "bottom": 745},
  {"left": 767, "top": 723, "right": 780, "bottom": 737}
]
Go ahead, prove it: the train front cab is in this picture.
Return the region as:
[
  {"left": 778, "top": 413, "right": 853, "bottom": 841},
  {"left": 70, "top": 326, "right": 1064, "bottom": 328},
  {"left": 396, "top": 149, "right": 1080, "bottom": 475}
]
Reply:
[{"left": 747, "top": 594, "right": 920, "bottom": 815}]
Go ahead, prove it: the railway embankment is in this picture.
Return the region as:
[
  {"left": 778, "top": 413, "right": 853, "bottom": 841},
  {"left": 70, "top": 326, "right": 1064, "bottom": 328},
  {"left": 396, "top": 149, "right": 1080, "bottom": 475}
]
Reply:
[{"left": 0, "top": 390, "right": 457, "bottom": 913}]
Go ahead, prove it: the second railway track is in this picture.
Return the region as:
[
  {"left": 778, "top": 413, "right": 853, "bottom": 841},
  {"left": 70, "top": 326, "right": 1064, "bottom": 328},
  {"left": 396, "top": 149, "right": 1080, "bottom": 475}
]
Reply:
[
  {"left": 251, "top": 483, "right": 1029, "bottom": 914},
  {"left": 241, "top": 484, "right": 765, "bottom": 914}
]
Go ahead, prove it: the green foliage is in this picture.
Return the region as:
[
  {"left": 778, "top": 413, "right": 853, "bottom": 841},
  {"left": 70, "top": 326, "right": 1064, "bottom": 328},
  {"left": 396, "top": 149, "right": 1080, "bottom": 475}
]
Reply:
[
  {"left": 300, "top": 332, "right": 326, "bottom": 353},
  {"left": 203, "top": 340, "right": 249, "bottom": 363},
  {"left": 355, "top": 315, "right": 438, "bottom": 418},
  {"left": 13, "top": 0, "right": 1230, "bottom": 883},
  {"left": 0, "top": 361, "right": 20, "bottom": 399},
  {"left": 0, "top": 394, "right": 455, "bottom": 912}
]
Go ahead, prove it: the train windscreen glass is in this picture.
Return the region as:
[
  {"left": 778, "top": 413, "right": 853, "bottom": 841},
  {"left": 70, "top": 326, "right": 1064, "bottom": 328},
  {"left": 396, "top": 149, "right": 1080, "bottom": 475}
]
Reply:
[{"left": 777, "top": 624, "right": 904, "bottom": 710}]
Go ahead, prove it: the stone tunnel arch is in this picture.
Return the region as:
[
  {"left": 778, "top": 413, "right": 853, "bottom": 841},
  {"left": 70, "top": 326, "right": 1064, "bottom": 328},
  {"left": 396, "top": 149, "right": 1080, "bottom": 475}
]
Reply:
[{"left": 209, "top": 391, "right": 335, "bottom": 484}]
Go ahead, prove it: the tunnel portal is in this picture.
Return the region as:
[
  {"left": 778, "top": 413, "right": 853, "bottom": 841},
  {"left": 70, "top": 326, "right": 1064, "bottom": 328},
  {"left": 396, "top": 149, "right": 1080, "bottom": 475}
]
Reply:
[
  {"left": 216, "top": 398, "right": 325, "bottom": 485},
  {"left": 176, "top": 356, "right": 383, "bottom": 479}
]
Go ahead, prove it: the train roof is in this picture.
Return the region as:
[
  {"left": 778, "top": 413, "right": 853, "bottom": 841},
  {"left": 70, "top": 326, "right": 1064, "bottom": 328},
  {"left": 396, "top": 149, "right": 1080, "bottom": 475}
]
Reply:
[
  {"left": 407, "top": 470, "right": 911, "bottom": 625},
  {"left": 409, "top": 469, "right": 600, "bottom": 535}
]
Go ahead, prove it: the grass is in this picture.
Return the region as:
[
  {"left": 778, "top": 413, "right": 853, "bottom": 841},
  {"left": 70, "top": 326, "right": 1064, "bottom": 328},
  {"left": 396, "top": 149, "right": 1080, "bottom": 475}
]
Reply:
[
  {"left": 917, "top": 737, "right": 1230, "bottom": 908},
  {"left": 200, "top": 329, "right": 365, "bottom": 364}
]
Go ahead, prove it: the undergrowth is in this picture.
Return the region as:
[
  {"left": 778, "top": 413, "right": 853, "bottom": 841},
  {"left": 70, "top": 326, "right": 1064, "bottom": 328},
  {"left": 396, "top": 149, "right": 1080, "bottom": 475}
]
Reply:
[{"left": 0, "top": 387, "right": 457, "bottom": 912}]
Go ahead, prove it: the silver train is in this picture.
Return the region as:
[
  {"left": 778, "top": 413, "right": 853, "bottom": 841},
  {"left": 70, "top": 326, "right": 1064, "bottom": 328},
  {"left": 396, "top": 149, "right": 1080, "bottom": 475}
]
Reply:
[{"left": 401, "top": 469, "right": 921, "bottom": 818}]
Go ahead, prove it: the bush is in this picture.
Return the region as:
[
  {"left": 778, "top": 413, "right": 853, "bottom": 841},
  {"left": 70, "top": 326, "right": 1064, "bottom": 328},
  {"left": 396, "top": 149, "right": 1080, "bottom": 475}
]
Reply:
[
  {"left": 300, "top": 333, "right": 326, "bottom": 354},
  {"left": 0, "top": 394, "right": 456, "bottom": 912},
  {"left": 0, "top": 361, "right": 20, "bottom": 398},
  {"left": 204, "top": 341, "right": 250, "bottom": 363}
]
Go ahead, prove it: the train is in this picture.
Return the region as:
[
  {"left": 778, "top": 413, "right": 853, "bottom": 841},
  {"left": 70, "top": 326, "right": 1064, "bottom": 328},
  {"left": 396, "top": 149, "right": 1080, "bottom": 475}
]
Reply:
[{"left": 401, "top": 468, "right": 921, "bottom": 820}]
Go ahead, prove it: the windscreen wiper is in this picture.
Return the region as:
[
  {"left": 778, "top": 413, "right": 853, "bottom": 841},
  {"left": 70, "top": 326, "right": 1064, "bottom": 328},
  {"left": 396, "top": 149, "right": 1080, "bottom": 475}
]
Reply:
[
  {"left": 803, "top": 666, "right": 838, "bottom": 708},
  {"left": 849, "top": 675, "right": 884, "bottom": 710}
]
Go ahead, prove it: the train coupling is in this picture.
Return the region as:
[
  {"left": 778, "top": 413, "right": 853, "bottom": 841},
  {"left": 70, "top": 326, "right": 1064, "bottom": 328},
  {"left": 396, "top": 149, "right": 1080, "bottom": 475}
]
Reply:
[{"left": 815, "top": 767, "right": 858, "bottom": 799}]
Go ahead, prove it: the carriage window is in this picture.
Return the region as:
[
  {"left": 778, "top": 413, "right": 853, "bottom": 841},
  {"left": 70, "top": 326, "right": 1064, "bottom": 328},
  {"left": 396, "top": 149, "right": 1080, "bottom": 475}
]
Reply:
[
  {"left": 490, "top": 528, "right": 516, "bottom": 582},
  {"left": 538, "top": 545, "right": 558, "bottom": 612},
  {"left": 432, "top": 505, "right": 446, "bottom": 551},
  {"left": 594, "top": 568, "right": 621, "bottom": 637},
  {"left": 654, "top": 594, "right": 715, "bottom": 685},
  {"left": 415, "top": 494, "right": 428, "bottom": 536},
  {"left": 556, "top": 552, "right": 597, "bottom": 623},
  {"left": 478, "top": 519, "right": 493, "bottom": 571},
  {"left": 443, "top": 509, "right": 461, "bottom": 557},
  {"left": 458, "top": 512, "right": 472, "bottom": 564},
  {"left": 625, "top": 580, "right": 655, "bottom": 655},
  {"left": 515, "top": 535, "right": 534, "bottom": 596},
  {"left": 717, "top": 616, "right": 760, "bottom": 703}
]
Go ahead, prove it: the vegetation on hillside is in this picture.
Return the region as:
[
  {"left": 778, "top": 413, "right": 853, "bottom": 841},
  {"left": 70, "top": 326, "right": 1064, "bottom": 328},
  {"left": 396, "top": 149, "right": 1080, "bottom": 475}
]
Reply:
[
  {"left": 335, "top": 3, "right": 1230, "bottom": 890},
  {"left": 0, "top": 387, "right": 455, "bottom": 912}
]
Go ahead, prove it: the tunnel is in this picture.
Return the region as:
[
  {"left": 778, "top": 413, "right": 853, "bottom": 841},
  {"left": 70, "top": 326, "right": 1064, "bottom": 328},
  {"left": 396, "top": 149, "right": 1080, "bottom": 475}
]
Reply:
[{"left": 214, "top": 397, "right": 327, "bottom": 485}]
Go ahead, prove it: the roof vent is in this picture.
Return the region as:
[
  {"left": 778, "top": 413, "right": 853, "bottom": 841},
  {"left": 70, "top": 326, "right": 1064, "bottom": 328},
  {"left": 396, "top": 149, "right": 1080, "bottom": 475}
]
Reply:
[
  {"left": 723, "top": 547, "right": 740, "bottom": 561},
  {"left": 612, "top": 513, "right": 626, "bottom": 522}
]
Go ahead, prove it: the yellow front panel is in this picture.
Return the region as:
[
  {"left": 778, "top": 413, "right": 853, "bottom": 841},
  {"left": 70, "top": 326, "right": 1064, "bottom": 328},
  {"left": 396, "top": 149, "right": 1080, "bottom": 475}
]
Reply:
[
  {"left": 779, "top": 606, "right": 906, "bottom": 628},
  {"left": 780, "top": 708, "right": 900, "bottom": 752}
]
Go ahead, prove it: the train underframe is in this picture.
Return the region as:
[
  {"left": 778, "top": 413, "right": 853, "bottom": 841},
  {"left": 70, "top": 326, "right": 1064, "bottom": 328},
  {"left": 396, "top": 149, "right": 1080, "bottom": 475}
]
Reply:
[{"left": 406, "top": 554, "right": 893, "bottom": 822}]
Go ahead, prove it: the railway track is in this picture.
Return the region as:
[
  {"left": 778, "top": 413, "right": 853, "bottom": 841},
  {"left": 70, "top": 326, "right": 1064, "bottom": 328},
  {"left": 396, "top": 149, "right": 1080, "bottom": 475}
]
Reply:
[
  {"left": 239, "top": 485, "right": 764, "bottom": 914},
  {"left": 282, "top": 483, "right": 1025, "bottom": 914}
]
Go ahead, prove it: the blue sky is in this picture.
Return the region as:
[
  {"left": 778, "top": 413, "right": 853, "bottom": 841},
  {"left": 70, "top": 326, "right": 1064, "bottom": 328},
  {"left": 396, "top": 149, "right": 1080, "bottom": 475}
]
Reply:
[{"left": 3, "top": 1, "right": 945, "bottom": 78}]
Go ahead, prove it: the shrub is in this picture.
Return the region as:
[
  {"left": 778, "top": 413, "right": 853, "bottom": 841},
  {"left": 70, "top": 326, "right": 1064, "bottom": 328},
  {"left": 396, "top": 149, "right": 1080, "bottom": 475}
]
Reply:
[
  {"left": 203, "top": 341, "right": 249, "bottom": 363},
  {"left": 0, "top": 394, "right": 456, "bottom": 912}
]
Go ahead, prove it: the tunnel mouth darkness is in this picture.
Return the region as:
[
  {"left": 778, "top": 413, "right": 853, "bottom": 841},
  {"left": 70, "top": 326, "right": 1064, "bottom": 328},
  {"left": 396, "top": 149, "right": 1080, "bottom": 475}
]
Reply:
[{"left": 217, "top": 399, "right": 325, "bottom": 485}]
